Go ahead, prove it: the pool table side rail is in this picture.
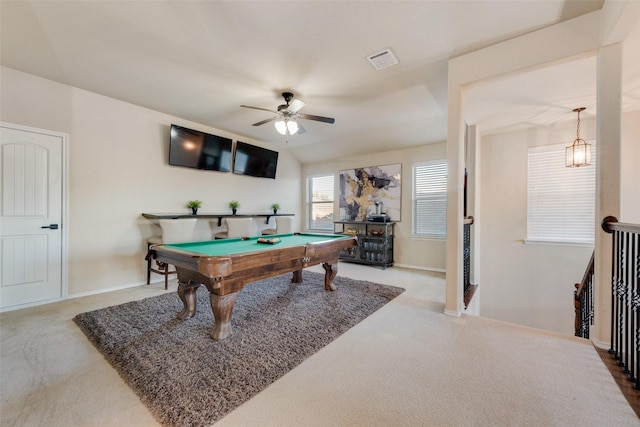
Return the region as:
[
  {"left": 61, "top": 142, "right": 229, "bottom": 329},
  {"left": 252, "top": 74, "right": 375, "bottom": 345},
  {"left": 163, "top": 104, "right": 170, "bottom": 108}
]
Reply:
[
  {"left": 148, "top": 235, "right": 358, "bottom": 294},
  {"left": 153, "top": 233, "right": 353, "bottom": 258}
]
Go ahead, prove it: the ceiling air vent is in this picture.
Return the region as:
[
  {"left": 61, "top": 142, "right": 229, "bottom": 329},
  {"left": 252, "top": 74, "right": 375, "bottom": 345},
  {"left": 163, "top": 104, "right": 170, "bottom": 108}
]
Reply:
[{"left": 367, "top": 48, "right": 399, "bottom": 71}]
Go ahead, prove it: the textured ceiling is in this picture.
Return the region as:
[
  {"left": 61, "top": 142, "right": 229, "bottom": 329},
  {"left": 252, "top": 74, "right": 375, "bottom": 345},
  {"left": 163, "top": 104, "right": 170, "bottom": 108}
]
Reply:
[{"left": 2, "top": 1, "right": 638, "bottom": 163}]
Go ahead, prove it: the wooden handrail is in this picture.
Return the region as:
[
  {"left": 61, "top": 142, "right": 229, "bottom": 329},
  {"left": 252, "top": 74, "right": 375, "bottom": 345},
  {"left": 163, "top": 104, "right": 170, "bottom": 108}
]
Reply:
[
  {"left": 574, "top": 251, "right": 594, "bottom": 338},
  {"left": 602, "top": 216, "right": 640, "bottom": 234},
  {"left": 575, "top": 251, "right": 594, "bottom": 298}
]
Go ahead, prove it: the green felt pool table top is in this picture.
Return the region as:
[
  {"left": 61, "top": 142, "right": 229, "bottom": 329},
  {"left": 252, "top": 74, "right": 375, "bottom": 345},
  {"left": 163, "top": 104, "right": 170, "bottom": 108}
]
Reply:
[{"left": 163, "top": 233, "right": 351, "bottom": 257}]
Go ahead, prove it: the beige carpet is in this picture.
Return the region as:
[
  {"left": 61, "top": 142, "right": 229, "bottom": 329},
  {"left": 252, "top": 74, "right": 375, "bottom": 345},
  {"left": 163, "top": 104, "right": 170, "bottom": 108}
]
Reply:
[
  {"left": 1, "top": 263, "right": 637, "bottom": 426},
  {"left": 217, "top": 289, "right": 639, "bottom": 426},
  {"left": 73, "top": 272, "right": 403, "bottom": 426}
]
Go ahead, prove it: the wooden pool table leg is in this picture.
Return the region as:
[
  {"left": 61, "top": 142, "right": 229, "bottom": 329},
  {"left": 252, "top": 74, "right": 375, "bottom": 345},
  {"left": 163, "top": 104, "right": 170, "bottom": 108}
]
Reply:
[
  {"left": 322, "top": 262, "right": 338, "bottom": 291},
  {"left": 291, "top": 269, "right": 303, "bottom": 283},
  {"left": 177, "top": 281, "right": 200, "bottom": 320},
  {"left": 209, "top": 292, "right": 237, "bottom": 340}
]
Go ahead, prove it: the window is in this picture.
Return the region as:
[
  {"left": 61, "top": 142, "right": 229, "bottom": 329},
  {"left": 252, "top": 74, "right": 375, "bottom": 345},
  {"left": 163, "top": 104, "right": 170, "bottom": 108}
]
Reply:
[
  {"left": 308, "top": 174, "right": 334, "bottom": 231},
  {"left": 413, "top": 160, "right": 447, "bottom": 239},
  {"left": 527, "top": 143, "right": 596, "bottom": 244}
]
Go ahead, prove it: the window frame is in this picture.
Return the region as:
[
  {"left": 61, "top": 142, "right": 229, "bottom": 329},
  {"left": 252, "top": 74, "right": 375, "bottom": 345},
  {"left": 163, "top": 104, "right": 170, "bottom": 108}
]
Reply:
[
  {"left": 307, "top": 174, "right": 335, "bottom": 232},
  {"left": 526, "top": 141, "right": 596, "bottom": 246},
  {"left": 412, "top": 159, "right": 448, "bottom": 240}
]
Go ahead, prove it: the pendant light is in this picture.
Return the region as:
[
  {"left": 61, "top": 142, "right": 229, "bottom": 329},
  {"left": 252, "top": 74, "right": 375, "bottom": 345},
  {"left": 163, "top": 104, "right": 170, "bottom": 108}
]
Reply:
[{"left": 565, "top": 107, "right": 591, "bottom": 167}]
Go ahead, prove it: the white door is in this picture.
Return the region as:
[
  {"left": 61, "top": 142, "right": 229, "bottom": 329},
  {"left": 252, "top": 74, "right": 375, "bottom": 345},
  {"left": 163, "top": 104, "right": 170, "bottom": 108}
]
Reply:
[{"left": 1, "top": 124, "right": 64, "bottom": 309}]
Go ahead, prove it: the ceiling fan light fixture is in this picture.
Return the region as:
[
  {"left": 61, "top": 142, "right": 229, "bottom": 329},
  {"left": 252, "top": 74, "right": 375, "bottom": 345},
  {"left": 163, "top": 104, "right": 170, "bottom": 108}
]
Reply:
[
  {"left": 275, "top": 119, "right": 287, "bottom": 135},
  {"left": 275, "top": 118, "right": 299, "bottom": 135},
  {"left": 287, "top": 119, "right": 299, "bottom": 135},
  {"left": 243, "top": 92, "right": 334, "bottom": 136}
]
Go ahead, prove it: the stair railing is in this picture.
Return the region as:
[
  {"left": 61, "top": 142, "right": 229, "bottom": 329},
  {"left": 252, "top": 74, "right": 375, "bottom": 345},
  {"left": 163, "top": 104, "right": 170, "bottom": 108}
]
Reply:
[
  {"left": 574, "top": 251, "right": 594, "bottom": 338},
  {"left": 463, "top": 216, "right": 474, "bottom": 294},
  {"left": 602, "top": 216, "right": 640, "bottom": 390}
]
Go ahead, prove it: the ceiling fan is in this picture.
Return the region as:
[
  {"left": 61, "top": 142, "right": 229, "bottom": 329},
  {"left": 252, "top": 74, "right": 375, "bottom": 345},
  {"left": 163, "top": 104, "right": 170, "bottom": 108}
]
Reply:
[{"left": 240, "top": 92, "right": 335, "bottom": 136}]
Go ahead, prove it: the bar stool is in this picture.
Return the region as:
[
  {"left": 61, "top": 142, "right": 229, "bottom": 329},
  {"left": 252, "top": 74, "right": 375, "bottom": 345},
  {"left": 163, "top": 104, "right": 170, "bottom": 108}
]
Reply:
[
  {"left": 146, "top": 218, "right": 197, "bottom": 289},
  {"left": 262, "top": 216, "right": 293, "bottom": 235},
  {"left": 214, "top": 217, "right": 253, "bottom": 239}
]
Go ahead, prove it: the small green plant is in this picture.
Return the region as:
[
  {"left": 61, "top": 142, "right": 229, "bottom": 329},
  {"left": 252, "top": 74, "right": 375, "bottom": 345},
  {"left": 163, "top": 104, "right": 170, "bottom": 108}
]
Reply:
[
  {"left": 270, "top": 203, "right": 280, "bottom": 211},
  {"left": 186, "top": 200, "right": 202, "bottom": 209},
  {"left": 228, "top": 200, "right": 240, "bottom": 209}
]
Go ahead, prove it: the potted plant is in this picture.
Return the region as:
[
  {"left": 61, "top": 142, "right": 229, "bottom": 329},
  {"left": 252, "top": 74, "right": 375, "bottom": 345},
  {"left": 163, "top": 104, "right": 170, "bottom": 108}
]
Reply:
[
  {"left": 228, "top": 200, "right": 240, "bottom": 215},
  {"left": 270, "top": 203, "right": 280, "bottom": 215},
  {"left": 186, "top": 200, "right": 202, "bottom": 215}
]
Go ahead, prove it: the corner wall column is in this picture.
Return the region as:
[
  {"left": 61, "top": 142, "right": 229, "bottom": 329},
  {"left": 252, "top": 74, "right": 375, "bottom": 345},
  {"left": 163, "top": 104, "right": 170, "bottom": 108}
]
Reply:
[
  {"left": 445, "top": 82, "right": 466, "bottom": 316},
  {"left": 593, "top": 42, "right": 623, "bottom": 346}
]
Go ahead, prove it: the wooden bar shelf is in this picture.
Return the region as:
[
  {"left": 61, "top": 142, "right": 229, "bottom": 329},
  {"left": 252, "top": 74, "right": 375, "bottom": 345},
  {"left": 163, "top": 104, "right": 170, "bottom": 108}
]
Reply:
[
  {"left": 333, "top": 221, "right": 394, "bottom": 269},
  {"left": 142, "top": 212, "right": 294, "bottom": 226}
]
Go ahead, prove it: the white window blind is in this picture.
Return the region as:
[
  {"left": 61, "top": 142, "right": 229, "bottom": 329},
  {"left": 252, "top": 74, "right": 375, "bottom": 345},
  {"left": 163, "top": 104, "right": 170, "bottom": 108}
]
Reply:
[
  {"left": 308, "top": 175, "right": 334, "bottom": 231},
  {"left": 413, "top": 160, "right": 447, "bottom": 239},
  {"left": 527, "top": 143, "right": 596, "bottom": 244}
]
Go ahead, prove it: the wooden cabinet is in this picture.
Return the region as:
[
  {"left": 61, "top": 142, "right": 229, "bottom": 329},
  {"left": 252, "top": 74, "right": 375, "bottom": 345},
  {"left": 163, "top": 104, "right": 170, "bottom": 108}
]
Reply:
[{"left": 334, "top": 221, "right": 394, "bottom": 269}]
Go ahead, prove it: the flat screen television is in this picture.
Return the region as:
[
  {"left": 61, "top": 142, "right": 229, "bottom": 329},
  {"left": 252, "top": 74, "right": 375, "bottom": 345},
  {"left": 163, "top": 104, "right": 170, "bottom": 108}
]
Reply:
[
  {"left": 169, "top": 124, "right": 232, "bottom": 172},
  {"left": 233, "top": 141, "right": 278, "bottom": 179}
]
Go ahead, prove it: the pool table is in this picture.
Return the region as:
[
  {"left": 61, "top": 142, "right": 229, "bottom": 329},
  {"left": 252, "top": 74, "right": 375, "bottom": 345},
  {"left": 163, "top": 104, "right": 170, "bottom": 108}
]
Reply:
[{"left": 148, "top": 233, "right": 357, "bottom": 340}]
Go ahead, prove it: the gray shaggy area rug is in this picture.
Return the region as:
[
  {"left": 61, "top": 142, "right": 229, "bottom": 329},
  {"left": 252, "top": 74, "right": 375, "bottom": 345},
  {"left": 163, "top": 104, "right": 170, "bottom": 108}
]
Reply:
[{"left": 73, "top": 271, "right": 404, "bottom": 427}]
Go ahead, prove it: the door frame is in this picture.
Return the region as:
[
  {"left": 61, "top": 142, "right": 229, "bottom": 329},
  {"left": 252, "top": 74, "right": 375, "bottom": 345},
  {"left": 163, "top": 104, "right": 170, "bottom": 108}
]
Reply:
[{"left": 1, "top": 122, "right": 69, "bottom": 311}]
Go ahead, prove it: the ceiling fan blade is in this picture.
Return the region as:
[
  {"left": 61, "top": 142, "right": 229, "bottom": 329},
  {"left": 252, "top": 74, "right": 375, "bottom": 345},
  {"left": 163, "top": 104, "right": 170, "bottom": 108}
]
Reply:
[
  {"left": 286, "top": 99, "right": 305, "bottom": 113},
  {"left": 252, "top": 117, "right": 277, "bottom": 126},
  {"left": 241, "top": 105, "right": 278, "bottom": 113},
  {"left": 298, "top": 113, "right": 335, "bottom": 124}
]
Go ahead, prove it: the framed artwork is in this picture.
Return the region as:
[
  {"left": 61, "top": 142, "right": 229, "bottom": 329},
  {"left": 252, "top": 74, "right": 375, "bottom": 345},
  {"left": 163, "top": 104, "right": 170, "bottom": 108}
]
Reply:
[{"left": 339, "top": 164, "right": 401, "bottom": 221}]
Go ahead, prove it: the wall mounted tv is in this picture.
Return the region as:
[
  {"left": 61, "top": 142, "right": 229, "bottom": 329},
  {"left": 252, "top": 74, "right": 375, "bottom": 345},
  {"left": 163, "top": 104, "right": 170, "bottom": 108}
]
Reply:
[
  {"left": 169, "top": 124, "right": 232, "bottom": 172},
  {"left": 233, "top": 141, "right": 278, "bottom": 179}
]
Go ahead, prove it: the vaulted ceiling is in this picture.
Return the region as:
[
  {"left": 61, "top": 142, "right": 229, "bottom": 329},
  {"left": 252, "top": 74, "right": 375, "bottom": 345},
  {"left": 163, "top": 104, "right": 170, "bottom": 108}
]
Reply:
[{"left": 2, "top": 1, "right": 639, "bottom": 163}]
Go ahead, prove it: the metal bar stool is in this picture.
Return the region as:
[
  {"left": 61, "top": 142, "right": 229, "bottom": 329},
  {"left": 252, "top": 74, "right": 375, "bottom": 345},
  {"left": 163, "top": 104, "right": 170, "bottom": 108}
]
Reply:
[
  {"left": 214, "top": 217, "right": 253, "bottom": 239},
  {"left": 262, "top": 216, "right": 293, "bottom": 235},
  {"left": 146, "top": 218, "right": 197, "bottom": 289}
]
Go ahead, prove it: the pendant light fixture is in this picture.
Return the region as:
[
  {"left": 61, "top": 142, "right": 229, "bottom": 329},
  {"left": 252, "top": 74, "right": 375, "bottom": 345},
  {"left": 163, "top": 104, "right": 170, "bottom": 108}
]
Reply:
[{"left": 565, "top": 107, "right": 591, "bottom": 167}]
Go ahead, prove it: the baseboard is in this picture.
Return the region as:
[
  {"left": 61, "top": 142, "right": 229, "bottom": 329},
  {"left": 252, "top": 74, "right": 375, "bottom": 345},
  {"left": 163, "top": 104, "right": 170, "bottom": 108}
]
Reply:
[
  {"left": 591, "top": 338, "right": 610, "bottom": 350},
  {"left": 444, "top": 308, "right": 462, "bottom": 317},
  {"left": 69, "top": 280, "right": 150, "bottom": 299},
  {"left": 392, "top": 263, "right": 446, "bottom": 274},
  {"left": 0, "top": 297, "right": 64, "bottom": 313}
]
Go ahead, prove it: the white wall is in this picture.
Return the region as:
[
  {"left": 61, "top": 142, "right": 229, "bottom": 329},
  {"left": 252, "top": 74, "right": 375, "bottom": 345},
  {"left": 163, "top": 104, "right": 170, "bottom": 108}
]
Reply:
[
  {"left": 1, "top": 67, "right": 302, "bottom": 296},
  {"left": 621, "top": 110, "right": 640, "bottom": 223},
  {"left": 303, "top": 143, "right": 447, "bottom": 271},
  {"left": 479, "top": 111, "right": 640, "bottom": 336}
]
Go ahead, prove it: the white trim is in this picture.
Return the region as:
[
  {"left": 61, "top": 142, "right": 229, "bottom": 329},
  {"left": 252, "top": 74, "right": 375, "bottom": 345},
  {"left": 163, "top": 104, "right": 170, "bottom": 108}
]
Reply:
[
  {"left": 523, "top": 239, "right": 594, "bottom": 248},
  {"left": 69, "top": 280, "right": 161, "bottom": 299},
  {"left": 444, "top": 308, "right": 462, "bottom": 317},
  {"left": 0, "top": 122, "right": 70, "bottom": 304},
  {"left": 410, "top": 236, "right": 446, "bottom": 242},
  {"left": 591, "top": 338, "right": 609, "bottom": 350},
  {"left": 304, "top": 229, "right": 333, "bottom": 234},
  {"left": 393, "top": 263, "right": 446, "bottom": 274},
  {"left": 0, "top": 278, "right": 152, "bottom": 312},
  {"left": 0, "top": 297, "right": 64, "bottom": 313}
]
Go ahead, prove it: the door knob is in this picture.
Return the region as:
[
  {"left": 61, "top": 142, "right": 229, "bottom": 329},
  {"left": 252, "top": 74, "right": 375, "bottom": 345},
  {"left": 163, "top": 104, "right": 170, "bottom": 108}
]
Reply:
[{"left": 41, "top": 224, "right": 59, "bottom": 230}]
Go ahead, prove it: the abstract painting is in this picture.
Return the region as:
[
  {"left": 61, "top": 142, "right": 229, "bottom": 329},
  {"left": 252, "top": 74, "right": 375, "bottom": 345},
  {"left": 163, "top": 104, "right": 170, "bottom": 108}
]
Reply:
[{"left": 339, "top": 164, "right": 401, "bottom": 221}]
